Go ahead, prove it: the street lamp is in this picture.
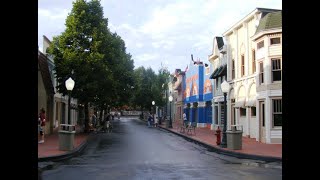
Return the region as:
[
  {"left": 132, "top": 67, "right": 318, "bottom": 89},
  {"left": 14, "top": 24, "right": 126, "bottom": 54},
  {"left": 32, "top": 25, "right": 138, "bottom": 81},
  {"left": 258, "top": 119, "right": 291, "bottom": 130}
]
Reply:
[
  {"left": 65, "top": 77, "right": 75, "bottom": 125},
  {"left": 59, "top": 76, "right": 75, "bottom": 151},
  {"left": 152, "top": 101, "right": 155, "bottom": 121},
  {"left": 220, "top": 80, "right": 230, "bottom": 148},
  {"left": 168, "top": 95, "right": 173, "bottom": 128}
]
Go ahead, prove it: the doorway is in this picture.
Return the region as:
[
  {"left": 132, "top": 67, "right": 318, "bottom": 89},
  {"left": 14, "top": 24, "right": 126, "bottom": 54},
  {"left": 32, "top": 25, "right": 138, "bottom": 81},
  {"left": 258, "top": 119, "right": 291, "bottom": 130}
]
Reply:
[{"left": 259, "top": 101, "right": 266, "bottom": 143}]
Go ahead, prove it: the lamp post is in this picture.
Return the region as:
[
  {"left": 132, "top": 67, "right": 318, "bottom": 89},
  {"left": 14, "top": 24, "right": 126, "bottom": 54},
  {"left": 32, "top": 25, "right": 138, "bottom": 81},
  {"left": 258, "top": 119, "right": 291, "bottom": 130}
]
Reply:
[
  {"left": 65, "top": 77, "right": 75, "bottom": 125},
  {"left": 169, "top": 95, "right": 173, "bottom": 128},
  {"left": 220, "top": 80, "right": 230, "bottom": 148},
  {"left": 59, "top": 77, "right": 75, "bottom": 151},
  {"left": 152, "top": 101, "right": 155, "bottom": 121}
]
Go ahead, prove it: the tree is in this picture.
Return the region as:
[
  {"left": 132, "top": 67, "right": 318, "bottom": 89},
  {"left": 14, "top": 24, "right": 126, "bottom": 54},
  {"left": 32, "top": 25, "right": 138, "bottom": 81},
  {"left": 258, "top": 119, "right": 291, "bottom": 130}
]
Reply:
[{"left": 48, "top": 0, "right": 115, "bottom": 132}]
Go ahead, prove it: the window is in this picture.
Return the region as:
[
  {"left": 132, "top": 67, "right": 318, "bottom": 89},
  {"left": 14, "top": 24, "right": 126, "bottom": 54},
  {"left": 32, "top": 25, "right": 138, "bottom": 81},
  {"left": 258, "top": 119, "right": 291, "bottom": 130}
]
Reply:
[
  {"left": 240, "top": 108, "right": 246, "bottom": 116},
  {"left": 270, "top": 37, "right": 280, "bottom": 45},
  {"left": 272, "top": 99, "right": 282, "bottom": 127},
  {"left": 259, "top": 62, "right": 264, "bottom": 84},
  {"left": 241, "top": 55, "right": 245, "bottom": 77},
  {"left": 272, "top": 58, "right": 282, "bottom": 82},
  {"left": 252, "top": 50, "right": 256, "bottom": 73},
  {"left": 257, "top": 40, "right": 264, "bottom": 49},
  {"left": 216, "top": 77, "right": 221, "bottom": 91},
  {"left": 251, "top": 107, "right": 256, "bottom": 116},
  {"left": 232, "top": 59, "right": 235, "bottom": 79}
]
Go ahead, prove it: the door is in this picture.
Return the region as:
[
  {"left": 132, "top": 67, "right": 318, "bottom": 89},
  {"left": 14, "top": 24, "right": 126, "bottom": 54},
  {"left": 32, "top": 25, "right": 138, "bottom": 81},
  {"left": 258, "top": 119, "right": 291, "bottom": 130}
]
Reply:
[{"left": 259, "top": 101, "right": 266, "bottom": 143}]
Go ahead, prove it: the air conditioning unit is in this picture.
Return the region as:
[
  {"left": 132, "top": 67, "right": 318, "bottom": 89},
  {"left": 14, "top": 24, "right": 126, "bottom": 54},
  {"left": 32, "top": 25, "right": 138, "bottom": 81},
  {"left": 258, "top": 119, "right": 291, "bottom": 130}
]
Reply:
[{"left": 219, "top": 45, "right": 227, "bottom": 54}]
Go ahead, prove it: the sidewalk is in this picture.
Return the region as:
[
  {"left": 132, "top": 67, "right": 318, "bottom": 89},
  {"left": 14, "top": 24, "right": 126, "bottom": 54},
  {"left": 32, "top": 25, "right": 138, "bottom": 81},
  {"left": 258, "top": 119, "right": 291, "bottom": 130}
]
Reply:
[
  {"left": 38, "top": 125, "right": 90, "bottom": 162},
  {"left": 158, "top": 120, "right": 282, "bottom": 162}
]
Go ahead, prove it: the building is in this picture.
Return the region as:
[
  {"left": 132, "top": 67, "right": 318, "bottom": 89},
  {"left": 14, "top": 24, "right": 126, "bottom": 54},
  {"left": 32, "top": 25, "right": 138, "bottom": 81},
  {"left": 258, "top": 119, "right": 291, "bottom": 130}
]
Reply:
[
  {"left": 208, "top": 36, "right": 227, "bottom": 130},
  {"left": 172, "top": 69, "right": 185, "bottom": 124},
  {"left": 42, "top": 36, "right": 79, "bottom": 130},
  {"left": 251, "top": 11, "right": 282, "bottom": 143},
  {"left": 183, "top": 57, "right": 213, "bottom": 127},
  {"left": 38, "top": 49, "right": 55, "bottom": 134},
  {"left": 222, "top": 8, "right": 281, "bottom": 143}
]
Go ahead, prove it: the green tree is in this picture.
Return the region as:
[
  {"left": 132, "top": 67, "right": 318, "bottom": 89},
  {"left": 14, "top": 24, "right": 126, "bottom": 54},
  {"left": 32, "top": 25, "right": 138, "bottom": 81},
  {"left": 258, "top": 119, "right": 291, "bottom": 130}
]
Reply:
[{"left": 48, "top": 0, "right": 121, "bottom": 132}]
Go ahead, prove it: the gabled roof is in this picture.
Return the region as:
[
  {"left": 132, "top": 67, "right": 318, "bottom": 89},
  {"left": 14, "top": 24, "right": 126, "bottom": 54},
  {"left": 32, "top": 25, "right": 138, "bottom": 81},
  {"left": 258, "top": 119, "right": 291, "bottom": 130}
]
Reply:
[
  {"left": 38, "top": 50, "right": 55, "bottom": 95},
  {"left": 223, "top": 7, "right": 281, "bottom": 36},
  {"left": 255, "top": 11, "right": 282, "bottom": 34}
]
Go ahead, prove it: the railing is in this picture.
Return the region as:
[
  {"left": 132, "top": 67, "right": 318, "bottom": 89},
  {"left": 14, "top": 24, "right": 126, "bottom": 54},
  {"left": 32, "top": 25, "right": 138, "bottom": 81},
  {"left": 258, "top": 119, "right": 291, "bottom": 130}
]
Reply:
[{"left": 59, "top": 124, "right": 76, "bottom": 132}]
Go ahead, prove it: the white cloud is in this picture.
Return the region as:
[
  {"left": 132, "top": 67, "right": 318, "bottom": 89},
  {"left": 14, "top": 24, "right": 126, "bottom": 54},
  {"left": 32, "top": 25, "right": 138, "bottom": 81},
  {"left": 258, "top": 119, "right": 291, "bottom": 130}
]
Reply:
[
  {"left": 136, "top": 42, "right": 143, "bottom": 48},
  {"left": 38, "top": 8, "right": 69, "bottom": 20},
  {"left": 135, "top": 53, "right": 160, "bottom": 62}
]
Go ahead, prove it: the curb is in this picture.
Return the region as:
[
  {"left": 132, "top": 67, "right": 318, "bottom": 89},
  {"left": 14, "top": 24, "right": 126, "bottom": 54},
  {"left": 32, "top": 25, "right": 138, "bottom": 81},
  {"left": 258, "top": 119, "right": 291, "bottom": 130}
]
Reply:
[
  {"left": 157, "top": 125, "right": 282, "bottom": 163},
  {"left": 38, "top": 133, "right": 91, "bottom": 163}
]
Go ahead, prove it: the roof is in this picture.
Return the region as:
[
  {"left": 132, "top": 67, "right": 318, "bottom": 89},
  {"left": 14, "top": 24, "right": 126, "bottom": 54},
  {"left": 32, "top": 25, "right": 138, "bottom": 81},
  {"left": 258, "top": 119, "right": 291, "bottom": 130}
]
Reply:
[
  {"left": 38, "top": 50, "right": 55, "bottom": 95},
  {"left": 255, "top": 11, "right": 282, "bottom": 34},
  {"left": 223, "top": 8, "right": 281, "bottom": 36}
]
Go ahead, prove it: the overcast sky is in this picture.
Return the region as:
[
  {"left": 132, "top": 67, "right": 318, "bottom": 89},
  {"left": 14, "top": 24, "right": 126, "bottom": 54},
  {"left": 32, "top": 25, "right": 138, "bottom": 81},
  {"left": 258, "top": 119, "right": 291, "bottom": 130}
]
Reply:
[{"left": 38, "top": 0, "right": 281, "bottom": 73}]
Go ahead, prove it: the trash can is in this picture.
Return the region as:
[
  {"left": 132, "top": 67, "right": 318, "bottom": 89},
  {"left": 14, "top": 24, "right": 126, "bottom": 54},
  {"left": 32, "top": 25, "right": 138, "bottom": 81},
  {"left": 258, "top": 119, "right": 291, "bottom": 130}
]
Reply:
[
  {"left": 59, "top": 124, "right": 76, "bottom": 151},
  {"left": 226, "top": 130, "right": 243, "bottom": 150}
]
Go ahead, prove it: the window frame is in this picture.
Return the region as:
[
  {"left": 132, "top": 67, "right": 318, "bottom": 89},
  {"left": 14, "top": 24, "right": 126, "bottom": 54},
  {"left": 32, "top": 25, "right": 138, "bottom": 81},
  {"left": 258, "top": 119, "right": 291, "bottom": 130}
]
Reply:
[
  {"left": 241, "top": 55, "right": 245, "bottom": 77},
  {"left": 252, "top": 49, "right": 256, "bottom": 73},
  {"left": 271, "top": 58, "right": 282, "bottom": 82},
  {"left": 259, "top": 62, "right": 264, "bottom": 85},
  {"left": 272, "top": 98, "right": 282, "bottom": 128},
  {"left": 232, "top": 59, "right": 235, "bottom": 79},
  {"left": 257, "top": 40, "right": 264, "bottom": 49},
  {"left": 270, "top": 37, "right": 281, "bottom": 45},
  {"left": 240, "top": 108, "right": 246, "bottom": 116}
]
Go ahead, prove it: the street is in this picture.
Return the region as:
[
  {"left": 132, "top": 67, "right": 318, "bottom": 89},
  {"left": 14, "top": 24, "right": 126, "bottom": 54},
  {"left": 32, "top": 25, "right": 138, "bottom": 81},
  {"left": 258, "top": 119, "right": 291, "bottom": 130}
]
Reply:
[{"left": 41, "top": 117, "right": 282, "bottom": 180}]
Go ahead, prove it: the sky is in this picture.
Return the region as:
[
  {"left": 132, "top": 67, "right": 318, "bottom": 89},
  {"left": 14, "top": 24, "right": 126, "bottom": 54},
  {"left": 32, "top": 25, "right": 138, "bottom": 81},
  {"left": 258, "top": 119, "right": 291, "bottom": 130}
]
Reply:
[{"left": 38, "top": 0, "right": 282, "bottom": 74}]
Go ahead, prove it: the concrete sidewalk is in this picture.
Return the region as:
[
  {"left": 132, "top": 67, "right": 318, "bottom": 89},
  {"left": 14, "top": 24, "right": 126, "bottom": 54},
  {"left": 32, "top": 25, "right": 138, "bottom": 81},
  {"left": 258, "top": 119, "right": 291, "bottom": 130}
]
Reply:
[{"left": 157, "top": 120, "right": 282, "bottom": 162}]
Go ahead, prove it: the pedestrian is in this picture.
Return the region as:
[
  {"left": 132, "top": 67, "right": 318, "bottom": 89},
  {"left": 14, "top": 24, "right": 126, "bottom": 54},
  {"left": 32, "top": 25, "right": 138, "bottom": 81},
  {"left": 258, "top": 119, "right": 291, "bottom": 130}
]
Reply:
[
  {"left": 147, "top": 113, "right": 153, "bottom": 127},
  {"left": 183, "top": 112, "right": 188, "bottom": 127},
  {"left": 117, "top": 111, "right": 121, "bottom": 120},
  {"left": 38, "top": 108, "right": 46, "bottom": 144},
  {"left": 154, "top": 114, "right": 159, "bottom": 127}
]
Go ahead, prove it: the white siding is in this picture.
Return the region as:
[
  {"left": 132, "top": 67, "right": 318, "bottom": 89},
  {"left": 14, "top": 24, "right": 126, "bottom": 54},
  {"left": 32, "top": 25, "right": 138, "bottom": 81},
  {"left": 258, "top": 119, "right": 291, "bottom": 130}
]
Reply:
[{"left": 269, "top": 45, "right": 282, "bottom": 56}]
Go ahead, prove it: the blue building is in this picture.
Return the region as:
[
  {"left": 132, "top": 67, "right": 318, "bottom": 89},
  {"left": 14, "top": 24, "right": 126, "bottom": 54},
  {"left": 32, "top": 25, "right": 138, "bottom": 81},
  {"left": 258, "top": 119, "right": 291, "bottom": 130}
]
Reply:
[{"left": 183, "top": 59, "right": 213, "bottom": 128}]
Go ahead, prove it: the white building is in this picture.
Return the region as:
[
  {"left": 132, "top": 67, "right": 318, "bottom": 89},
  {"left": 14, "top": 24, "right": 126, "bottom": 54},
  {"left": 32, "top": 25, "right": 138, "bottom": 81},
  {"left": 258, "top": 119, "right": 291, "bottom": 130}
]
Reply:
[
  {"left": 251, "top": 11, "right": 282, "bottom": 143},
  {"left": 222, "top": 8, "right": 281, "bottom": 143}
]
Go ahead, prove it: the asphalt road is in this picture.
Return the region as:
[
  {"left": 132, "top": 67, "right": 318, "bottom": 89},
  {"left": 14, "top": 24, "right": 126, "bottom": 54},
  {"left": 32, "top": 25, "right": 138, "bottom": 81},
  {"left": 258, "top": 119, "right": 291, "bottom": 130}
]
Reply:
[{"left": 41, "top": 117, "right": 282, "bottom": 180}]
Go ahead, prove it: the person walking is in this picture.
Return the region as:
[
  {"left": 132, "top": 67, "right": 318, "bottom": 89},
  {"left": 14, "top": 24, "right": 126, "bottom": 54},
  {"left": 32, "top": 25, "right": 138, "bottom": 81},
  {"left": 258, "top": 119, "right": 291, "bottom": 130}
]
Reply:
[
  {"left": 38, "top": 108, "right": 46, "bottom": 144},
  {"left": 183, "top": 112, "right": 188, "bottom": 127},
  {"left": 147, "top": 113, "right": 153, "bottom": 127},
  {"left": 154, "top": 113, "right": 159, "bottom": 127}
]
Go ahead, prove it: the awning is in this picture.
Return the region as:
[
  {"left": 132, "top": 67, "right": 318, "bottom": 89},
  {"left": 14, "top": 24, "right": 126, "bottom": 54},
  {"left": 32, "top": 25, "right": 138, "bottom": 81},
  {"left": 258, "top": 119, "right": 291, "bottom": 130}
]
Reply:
[
  {"left": 209, "top": 67, "right": 220, "bottom": 79},
  {"left": 218, "top": 64, "right": 227, "bottom": 77},
  {"left": 210, "top": 64, "right": 227, "bottom": 79},
  {"left": 245, "top": 97, "right": 256, "bottom": 107},
  {"left": 234, "top": 98, "right": 246, "bottom": 108}
]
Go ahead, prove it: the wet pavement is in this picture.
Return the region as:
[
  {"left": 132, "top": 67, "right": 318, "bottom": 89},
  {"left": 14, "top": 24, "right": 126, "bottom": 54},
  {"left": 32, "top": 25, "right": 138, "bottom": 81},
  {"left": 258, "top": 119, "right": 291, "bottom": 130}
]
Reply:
[{"left": 40, "top": 117, "right": 282, "bottom": 180}]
